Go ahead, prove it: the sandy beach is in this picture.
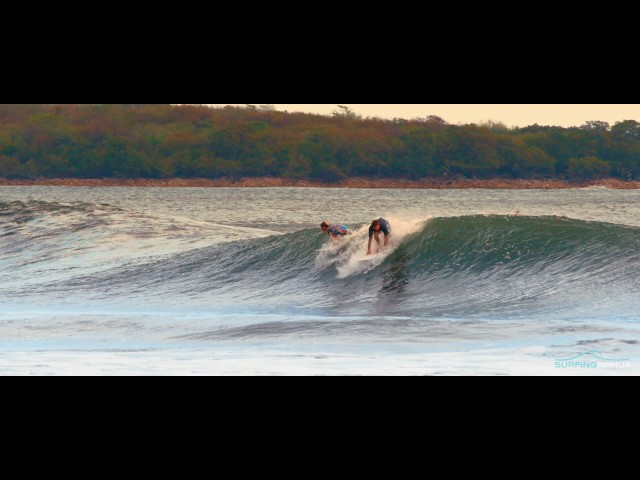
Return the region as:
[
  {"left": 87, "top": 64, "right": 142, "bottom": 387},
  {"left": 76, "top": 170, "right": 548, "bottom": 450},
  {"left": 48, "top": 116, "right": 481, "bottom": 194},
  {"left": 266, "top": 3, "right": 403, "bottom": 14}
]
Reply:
[{"left": 1, "top": 177, "right": 640, "bottom": 189}]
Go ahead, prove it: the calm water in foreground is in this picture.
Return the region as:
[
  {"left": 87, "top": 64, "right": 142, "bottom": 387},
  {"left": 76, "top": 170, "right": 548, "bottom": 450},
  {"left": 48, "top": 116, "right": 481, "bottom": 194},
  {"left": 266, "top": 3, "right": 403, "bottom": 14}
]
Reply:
[{"left": 1, "top": 186, "right": 639, "bottom": 375}]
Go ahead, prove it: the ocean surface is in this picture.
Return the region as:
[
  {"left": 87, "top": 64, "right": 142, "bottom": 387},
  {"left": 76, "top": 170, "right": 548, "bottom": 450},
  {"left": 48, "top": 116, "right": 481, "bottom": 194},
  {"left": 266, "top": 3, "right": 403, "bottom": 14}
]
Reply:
[{"left": 1, "top": 186, "right": 639, "bottom": 375}]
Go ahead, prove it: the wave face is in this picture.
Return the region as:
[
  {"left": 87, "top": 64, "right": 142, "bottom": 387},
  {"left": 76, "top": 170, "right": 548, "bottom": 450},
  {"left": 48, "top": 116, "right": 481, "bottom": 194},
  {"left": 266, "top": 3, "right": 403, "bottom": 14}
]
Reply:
[{"left": 3, "top": 199, "right": 639, "bottom": 322}]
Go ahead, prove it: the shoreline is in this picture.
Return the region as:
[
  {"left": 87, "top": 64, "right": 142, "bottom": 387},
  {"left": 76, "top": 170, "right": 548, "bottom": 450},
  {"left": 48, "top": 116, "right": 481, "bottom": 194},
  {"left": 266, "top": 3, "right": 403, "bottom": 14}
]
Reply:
[{"left": 1, "top": 177, "right": 640, "bottom": 189}]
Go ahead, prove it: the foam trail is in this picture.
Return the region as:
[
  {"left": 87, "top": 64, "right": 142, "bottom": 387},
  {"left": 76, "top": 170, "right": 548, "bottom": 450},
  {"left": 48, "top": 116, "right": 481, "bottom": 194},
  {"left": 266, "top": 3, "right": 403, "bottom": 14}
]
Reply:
[{"left": 314, "top": 217, "right": 429, "bottom": 278}]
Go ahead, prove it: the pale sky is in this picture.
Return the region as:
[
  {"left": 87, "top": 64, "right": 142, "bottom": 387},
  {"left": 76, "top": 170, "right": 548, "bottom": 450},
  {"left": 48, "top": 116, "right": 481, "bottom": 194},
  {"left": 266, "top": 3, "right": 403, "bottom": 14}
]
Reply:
[{"left": 207, "top": 104, "right": 640, "bottom": 128}]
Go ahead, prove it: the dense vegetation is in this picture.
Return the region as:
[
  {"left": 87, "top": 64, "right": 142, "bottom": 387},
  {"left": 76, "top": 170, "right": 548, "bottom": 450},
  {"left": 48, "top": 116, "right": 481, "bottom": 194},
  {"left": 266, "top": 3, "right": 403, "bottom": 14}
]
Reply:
[{"left": 1, "top": 104, "right": 639, "bottom": 181}]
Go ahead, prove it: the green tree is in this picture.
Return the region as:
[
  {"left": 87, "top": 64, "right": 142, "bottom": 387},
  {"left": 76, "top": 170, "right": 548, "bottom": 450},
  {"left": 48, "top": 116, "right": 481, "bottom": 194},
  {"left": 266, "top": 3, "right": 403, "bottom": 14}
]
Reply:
[
  {"left": 0, "top": 154, "right": 20, "bottom": 178},
  {"left": 580, "top": 120, "right": 610, "bottom": 133},
  {"left": 284, "top": 152, "right": 312, "bottom": 179},
  {"left": 567, "top": 156, "right": 610, "bottom": 179},
  {"left": 397, "top": 129, "right": 437, "bottom": 179},
  {"left": 609, "top": 120, "right": 640, "bottom": 179},
  {"left": 332, "top": 105, "right": 360, "bottom": 119}
]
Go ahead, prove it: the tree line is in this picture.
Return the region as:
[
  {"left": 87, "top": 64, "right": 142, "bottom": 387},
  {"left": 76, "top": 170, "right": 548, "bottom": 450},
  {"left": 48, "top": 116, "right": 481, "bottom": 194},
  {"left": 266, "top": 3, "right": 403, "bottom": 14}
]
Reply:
[{"left": 1, "top": 104, "right": 639, "bottom": 181}]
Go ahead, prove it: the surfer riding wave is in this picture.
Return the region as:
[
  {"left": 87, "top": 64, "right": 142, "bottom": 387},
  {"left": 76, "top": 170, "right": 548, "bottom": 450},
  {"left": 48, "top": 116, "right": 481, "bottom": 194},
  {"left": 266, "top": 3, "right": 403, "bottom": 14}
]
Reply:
[
  {"left": 367, "top": 218, "right": 391, "bottom": 255},
  {"left": 320, "top": 222, "right": 350, "bottom": 242}
]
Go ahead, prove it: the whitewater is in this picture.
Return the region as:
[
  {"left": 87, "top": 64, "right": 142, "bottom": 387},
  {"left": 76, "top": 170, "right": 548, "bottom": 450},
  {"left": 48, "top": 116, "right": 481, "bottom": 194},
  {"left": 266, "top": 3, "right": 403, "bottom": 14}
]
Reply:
[{"left": 1, "top": 186, "right": 639, "bottom": 375}]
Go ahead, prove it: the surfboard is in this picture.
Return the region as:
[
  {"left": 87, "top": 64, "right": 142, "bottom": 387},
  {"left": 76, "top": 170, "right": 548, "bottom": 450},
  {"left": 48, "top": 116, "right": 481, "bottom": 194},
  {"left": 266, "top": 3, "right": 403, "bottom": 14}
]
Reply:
[{"left": 356, "top": 255, "right": 381, "bottom": 274}]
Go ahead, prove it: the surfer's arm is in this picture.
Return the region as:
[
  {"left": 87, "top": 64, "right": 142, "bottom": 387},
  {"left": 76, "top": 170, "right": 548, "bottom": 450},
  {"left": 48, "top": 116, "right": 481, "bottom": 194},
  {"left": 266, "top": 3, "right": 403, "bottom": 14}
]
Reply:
[{"left": 367, "top": 236, "right": 380, "bottom": 255}]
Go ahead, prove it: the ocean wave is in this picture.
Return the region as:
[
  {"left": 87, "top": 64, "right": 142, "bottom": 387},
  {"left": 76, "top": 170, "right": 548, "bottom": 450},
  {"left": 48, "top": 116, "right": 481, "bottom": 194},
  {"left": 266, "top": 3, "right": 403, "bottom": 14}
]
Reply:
[{"left": 5, "top": 210, "right": 638, "bottom": 321}]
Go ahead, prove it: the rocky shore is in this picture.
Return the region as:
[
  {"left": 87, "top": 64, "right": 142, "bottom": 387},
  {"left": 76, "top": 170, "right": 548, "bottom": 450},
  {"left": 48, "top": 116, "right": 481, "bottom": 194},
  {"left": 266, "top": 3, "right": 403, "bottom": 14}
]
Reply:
[{"left": 2, "top": 177, "right": 640, "bottom": 189}]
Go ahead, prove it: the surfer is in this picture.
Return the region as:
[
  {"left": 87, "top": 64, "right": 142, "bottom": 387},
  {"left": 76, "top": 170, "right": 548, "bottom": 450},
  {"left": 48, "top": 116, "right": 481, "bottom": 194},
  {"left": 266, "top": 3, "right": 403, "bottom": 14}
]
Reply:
[
  {"left": 320, "top": 222, "right": 350, "bottom": 240},
  {"left": 367, "top": 218, "right": 391, "bottom": 255}
]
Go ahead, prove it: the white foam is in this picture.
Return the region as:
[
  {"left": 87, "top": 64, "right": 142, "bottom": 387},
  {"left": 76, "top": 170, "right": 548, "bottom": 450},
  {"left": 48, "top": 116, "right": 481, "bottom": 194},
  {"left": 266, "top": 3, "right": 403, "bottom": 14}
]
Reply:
[
  {"left": 315, "top": 216, "right": 429, "bottom": 278},
  {"left": 1, "top": 345, "right": 636, "bottom": 376}
]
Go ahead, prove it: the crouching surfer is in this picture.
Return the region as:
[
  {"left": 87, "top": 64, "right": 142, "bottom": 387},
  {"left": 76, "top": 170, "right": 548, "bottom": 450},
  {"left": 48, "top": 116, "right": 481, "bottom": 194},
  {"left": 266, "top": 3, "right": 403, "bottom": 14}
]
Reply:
[
  {"left": 320, "top": 222, "right": 350, "bottom": 242},
  {"left": 367, "top": 218, "right": 391, "bottom": 255}
]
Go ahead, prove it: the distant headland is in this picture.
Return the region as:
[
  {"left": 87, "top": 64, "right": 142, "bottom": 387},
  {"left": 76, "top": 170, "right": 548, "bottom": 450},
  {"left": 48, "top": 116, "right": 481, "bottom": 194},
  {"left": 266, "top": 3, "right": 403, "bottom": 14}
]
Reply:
[{"left": 1, "top": 104, "right": 639, "bottom": 184}]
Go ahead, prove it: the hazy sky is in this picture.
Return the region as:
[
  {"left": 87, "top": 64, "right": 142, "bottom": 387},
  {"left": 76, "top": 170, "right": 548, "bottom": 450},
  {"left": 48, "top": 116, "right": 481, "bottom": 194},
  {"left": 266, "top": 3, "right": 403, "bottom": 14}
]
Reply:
[{"left": 208, "top": 104, "right": 640, "bottom": 128}]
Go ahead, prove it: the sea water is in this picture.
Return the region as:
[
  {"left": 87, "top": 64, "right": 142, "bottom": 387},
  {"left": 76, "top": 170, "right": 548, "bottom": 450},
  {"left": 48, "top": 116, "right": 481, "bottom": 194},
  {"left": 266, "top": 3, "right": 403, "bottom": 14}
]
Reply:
[{"left": 1, "top": 186, "right": 639, "bottom": 375}]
